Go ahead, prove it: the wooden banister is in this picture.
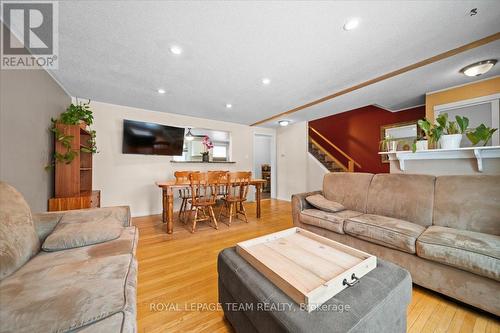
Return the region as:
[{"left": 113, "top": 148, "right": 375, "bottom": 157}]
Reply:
[
  {"left": 310, "top": 138, "right": 348, "bottom": 172},
  {"left": 309, "top": 126, "right": 361, "bottom": 169}
]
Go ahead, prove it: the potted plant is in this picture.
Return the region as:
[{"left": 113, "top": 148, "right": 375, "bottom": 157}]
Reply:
[
  {"left": 437, "top": 113, "right": 467, "bottom": 149},
  {"left": 379, "top": 135, "right": 398, "bottom": 152},
  {"left": 413, "top": 134, "right": 428, "bottom": 152},
  {"left": 201, "top": 136, "right": 213, "bottom": 162},
  {"left": 416, "top": 118, "right": 443, "bottom": 150},
  {"left": 46, "top": 99, "right": 97, "bottom": 169},
  {"left": 466, "top": 124, "right": 498, "bottom": 146}
]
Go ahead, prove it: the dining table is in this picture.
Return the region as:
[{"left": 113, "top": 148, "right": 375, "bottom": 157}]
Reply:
[{"left": 155, "top": 178, "right": 267, "bottom": 234}]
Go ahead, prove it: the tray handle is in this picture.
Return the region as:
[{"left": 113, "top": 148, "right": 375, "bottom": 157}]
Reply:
[{"left": 342, "top": 273, "right": 359, "bottom": 287}]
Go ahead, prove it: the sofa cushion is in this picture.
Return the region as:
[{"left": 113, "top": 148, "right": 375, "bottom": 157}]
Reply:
[
  {"left": 323, "top": 172, "right": 374, "bottom": 212},
  {"left": 433, "top": 175, "right": 500, "bottom": 235},
  {"left": 300, "top": 209, "right": 363, "bottom": 234},
  {"left": 416, "top": 226, "right": 500, "bottom": 281},
  {"left": 42, "top": 220, "right": 123, "bottom": 251},
  {"left": 366, "top": 174, "right": 435, "bottom": 227},
  {"left": 345, "top": 214, "right": 426, "bottom": 253},
  {"left": 59, "top": 206, "right": 131, "bottom": 227},
  {"left": 305, "top": 194, "right": 345, "bottom": 212},
  {"left": 0, "top": 226, "right": 138, "bottom": 333},
  {"left": 0, "top": 182, "right": 40, "bottom": 280}
]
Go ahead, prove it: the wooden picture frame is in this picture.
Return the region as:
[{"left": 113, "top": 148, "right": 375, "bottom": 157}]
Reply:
[{"left": 380, "top": 121, "right": 421, "bottom": 163}]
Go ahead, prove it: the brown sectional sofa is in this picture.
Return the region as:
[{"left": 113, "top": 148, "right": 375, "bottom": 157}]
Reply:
[
  {"left": 0, "top": 182, "right": 138, "bottom": 332},
  {"left": 292, "top": 173, "right": 500, "bottom": 316}
]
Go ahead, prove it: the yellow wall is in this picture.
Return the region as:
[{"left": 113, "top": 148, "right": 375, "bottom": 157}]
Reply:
[{"left": 425, "top": 76, "right": 500, "bottom": 120}]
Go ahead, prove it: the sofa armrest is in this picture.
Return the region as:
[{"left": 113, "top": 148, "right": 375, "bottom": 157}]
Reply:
[
  {"left": 32, "top": 211, "right": 64, "bottom": 243},
  {"left": 291, "top": 190, "right": 322, "bottom": 226}
]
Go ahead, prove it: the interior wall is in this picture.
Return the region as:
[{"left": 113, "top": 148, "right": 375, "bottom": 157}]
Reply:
[
  {"left": 0, "top": 69, "right": 70, "bottom": 212},
  {"left": 308, "top": 105, "right": 425, "bottom": 174},
  {"left": 253, "top": 135, "right": 272, "bottom": 179},
  {"left": 276, "top": 121, "right": 308, "bottom": 201},
  {"left": 425, "top": 76, "right": 500, "bottom": 120},
  {"left": 90, "top": 101, "right": 275, "bottom": 217}
]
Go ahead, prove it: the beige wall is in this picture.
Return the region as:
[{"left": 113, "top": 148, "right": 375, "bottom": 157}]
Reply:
[
  {"left": 276, "top": 121, "right": 308, "bottom": 200},
  {"left": 426, "top": 76, "right": 500, "bottom": 120},
  {"left": 90, "top": 101, "right": 275, "bottom": 217},
  {"left": 0, "top": 69, "right": 70, "bottom": 212}
]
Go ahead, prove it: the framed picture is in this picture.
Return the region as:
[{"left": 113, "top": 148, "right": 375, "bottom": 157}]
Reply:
[{"left": 380, "top": 121, "right": 421, "bottom": 163}]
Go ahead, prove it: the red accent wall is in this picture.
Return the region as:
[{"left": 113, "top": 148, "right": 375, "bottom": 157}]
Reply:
[{"left": 309, "top": 105, "right": 425, "bottom": 173}]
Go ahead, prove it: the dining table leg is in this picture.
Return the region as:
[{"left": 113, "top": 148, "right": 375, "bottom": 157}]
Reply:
[
  {"left": 166, "top": 188, "right": 174, "bottom": 234},
  {"left": 255, "top": 183, "right": 262, "bottom": 218},
  {"left": 162, "top": 188, "right": 167, "bottom": 223}
]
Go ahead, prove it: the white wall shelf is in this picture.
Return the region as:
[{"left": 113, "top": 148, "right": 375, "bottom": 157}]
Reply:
[{"left": 379, "top": 146, "right": 500, "bottom": 172}]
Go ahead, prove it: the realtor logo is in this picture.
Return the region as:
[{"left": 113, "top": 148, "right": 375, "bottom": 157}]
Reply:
[{"left": 1, "top": 0, "right": 58, "bottom": 69}]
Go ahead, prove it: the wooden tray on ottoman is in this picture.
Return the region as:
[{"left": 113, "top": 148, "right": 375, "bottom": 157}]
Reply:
[{"left": 236, "top": 227, "right": 377, "bottom": 312}]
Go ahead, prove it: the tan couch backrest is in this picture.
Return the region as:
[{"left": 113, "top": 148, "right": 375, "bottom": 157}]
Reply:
[
  {"left": 0, "top": 182, "right": 40, "bottom": 280},
  {"left": 323, "top": 172, "right": 374, "bottom": 212},
  {"left": 433, "top": 175, "right": 500, "bottom": 235},
  {"left": 366, "top": 174, "right": 436, "bottom": 226}
]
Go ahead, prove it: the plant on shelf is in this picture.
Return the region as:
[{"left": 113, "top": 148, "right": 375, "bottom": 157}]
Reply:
[
  {"left": 466, "top": 124, "right": 498, "bottom": 146},
  {"left": 435, "top": 113, "right": 466, "bottom": 149},
  {"left": 201, "top": 135, "right": 213, "bottom": 162},
  {"left": 379, "top": 135, "right": 398, "bottom": 152},
  {"left": 46, "top": 99, "right": 97, "bottom": 169},
  {"left": 416, "top": 118, "right": 443, "bottom": 149}
]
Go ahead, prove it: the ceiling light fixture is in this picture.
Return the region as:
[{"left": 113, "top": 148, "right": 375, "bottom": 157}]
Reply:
[
  {"left": 460, "top": 59, "right": 497, "bottom": 77},
  {"left": 278, "top": 120, "right": 290, "bottom": 127},
  {"left": 343, "top": 18, "right": 360, "bottom": 31},
  {"left": 170, "top": 45, "right": 182, "bottom": 55},
  {"left": 185, "top": 128, "right": 194, "bottom": 141},
  {"left": 225, "top": 103, "right": 232, "bottom": 109},
  {"left": 157, "top": 88, "right": 166, "bottom": 94},
  {"left": 262, "top": 78, "right": 271, "bottom": 85}
]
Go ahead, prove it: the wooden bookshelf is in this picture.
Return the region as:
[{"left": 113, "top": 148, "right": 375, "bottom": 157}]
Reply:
[{"left": 48, "top": 123, "right": 101, "bottom": 211}]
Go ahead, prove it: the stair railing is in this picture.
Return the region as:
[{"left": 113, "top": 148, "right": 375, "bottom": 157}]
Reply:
[{"left": 308, "top": 126, "right": 361, "bottom": 172}]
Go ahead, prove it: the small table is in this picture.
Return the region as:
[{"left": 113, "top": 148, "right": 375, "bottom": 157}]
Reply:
[{"left": 155, "top": 179, "right": 266, "bottom": 234}]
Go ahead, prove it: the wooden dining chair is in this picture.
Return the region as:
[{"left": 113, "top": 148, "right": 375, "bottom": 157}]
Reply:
[
  {"left": 174, "top": 171, "right": 199, "bottom": 223},
  {"left": 208, "top": 170, "right": 229, "bottom": 201},
  {"left": 219, "top": 171, "right": 251, "bottom": 226},
  {"left": 188, "top": 172, "right": 224, "bottom": 233}
]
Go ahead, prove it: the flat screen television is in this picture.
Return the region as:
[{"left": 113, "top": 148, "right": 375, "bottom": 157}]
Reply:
[{"left": 122, "top": 119, "right": 184, "bottom": 156}]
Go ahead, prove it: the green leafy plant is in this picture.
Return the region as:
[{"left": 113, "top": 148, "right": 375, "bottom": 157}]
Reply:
[
  {"left": 379, "top": 135, "right": 398, "bottom": 152},
  {"left": 455, "top": 115, "right": 469, "bottom": 134},
  {"left": 417, "top": 118, "right": 443, "bottom": 147},
  {"left": 466, "top": 124, "right": 498, "bottom": 146},
  {"left": 46, "top": 100, "right": 97, "bottom": 169},
  {"left": 60, "top": 99, "right": 93, "bottom": 126}
]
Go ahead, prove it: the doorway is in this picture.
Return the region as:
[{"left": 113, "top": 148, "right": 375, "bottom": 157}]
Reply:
[{"left": 253, "top": 133, "right": 276, "bottom": 199}]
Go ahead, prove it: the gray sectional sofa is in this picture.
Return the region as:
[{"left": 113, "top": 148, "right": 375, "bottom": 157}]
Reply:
[
  {"left": 0, "top": 182, "right": 138, "bottom": 332},
  {"left": 292, "top": 173, "right": 500, "bottom": 316}
]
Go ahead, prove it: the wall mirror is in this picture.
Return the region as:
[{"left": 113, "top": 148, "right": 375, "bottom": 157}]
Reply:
[
  {"left": 173, "top": 128, "right": 231, "bottom": 162},
  {"left": 380, "top": 121, "right": 420, "bottom": 163}
]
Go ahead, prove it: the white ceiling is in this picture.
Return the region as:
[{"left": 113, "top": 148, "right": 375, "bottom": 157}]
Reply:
[{"left": 43, "top": 1, "right": 500, "bottom": 126}]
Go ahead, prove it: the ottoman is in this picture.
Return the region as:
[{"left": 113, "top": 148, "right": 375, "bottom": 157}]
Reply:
[{"left": 218, "top": 247, "right": 412, "bottom": 333}]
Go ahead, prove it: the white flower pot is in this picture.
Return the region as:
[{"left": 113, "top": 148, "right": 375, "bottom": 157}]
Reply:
[
  {"left": 388, "top": 141, "right": 398, "bottom": 152},
  {"left": 415, "top": 140, "right": 428, "bottom": 151},
  {"left": 439, "top": 134, "right": 462, "bottom": 149}
]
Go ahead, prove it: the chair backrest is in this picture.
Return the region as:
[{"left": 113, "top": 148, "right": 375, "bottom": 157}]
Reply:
[
  {"left": 174, "top": 171, "right": 199, "bottom": 183},
  {"left": 227, "top": 171, "right": 251, "bottom": 200},
  {"left": 189, "top": 172, "right": 226, "bottom": 203}
]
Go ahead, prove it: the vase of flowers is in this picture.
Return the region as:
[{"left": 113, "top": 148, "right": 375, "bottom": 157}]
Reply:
[{"left": 201, "top": 136, "right": 213, "bottom": 162}]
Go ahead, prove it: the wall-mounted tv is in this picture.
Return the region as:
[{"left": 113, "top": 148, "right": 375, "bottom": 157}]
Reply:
[{"left": 122, "top": 119, "right": 184, "bottom": 156}]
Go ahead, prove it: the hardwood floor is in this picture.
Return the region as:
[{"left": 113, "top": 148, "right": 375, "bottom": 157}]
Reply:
[{"left": 134, "top": 199, "right": 499, "bottom": 333}]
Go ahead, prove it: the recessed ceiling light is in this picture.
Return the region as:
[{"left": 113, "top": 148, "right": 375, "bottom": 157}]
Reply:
[
  {"left": 343, "top": 18, "right": 360, "bottom": 31},
  {"left": 157, "top": 88, "right": 166, "bottom": 94},
  {"left": 278, "top": 120, "right": 290, "bottom": 127},
  {"left": 170, "top": 45, "right": 182, "bottom": 55},
  {"left": 225, "top": 103, "right": 232, "bottom": 109},
  {"left": 460, "top": 59, "right": 497, "bottom": 77},
  {"left": 262, "top": 78, "right": 271, "bottom": 85}
]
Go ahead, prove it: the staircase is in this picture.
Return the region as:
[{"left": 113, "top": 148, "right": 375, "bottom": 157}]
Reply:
[{"left": 308, "top": 126, "right": 361, "bottom": 172}]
